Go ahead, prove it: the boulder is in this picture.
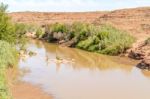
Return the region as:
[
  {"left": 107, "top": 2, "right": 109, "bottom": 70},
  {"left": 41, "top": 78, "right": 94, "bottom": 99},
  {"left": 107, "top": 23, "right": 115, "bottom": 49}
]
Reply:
[
  {"left": 128, "top": 50, "right": 145, "bottom": 60},
  {"left": 137, "top": 57, "right": 150, "bottom": 70},
  {"left": 128, "top": 39, "right": 150, "bottom": 59},
  {"left": 53, "top": 32, "right": 64, "bottom": 40}
]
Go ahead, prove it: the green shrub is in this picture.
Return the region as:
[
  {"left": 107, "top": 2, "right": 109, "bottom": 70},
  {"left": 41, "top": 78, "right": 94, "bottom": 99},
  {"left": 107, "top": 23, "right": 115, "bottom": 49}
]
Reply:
[
  {"left": 14, "top": 23, "right": 27, "bottom": 35},
  {"left": 14, "top": 23, "right": 28, "bottom": 48},
  {"left": 0, "top": 3, "right": 27, "bottom": 46},
  {"left": 36, "top": 27, "right": 44, "bottom": 38},
  {"left": 46, "top": 22, "right": 94, "bottom": 42},
  {"left": 44, "top": 22, "right": 135, "bottom": 55},
  {"left": 77, "top": 24, "right": 135, "bottom": 55},
  {"left": 0, "top": 3, "right": 22, "bottom": 99},
  {"left": 50, "top": 23, "right": 69, "bottom": 33},
  {"left": 0, "top": 3, "right": 17, "bottom": 44},
  {"left": 77, "top": 36, "right": 99, "bottom": 50},
  {"left": 70, "top": 22, "right": 89, "bottom": 42}
]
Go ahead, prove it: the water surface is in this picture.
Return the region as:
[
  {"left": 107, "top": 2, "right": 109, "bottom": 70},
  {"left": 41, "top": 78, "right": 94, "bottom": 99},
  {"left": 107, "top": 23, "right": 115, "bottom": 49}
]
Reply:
[{"left": 19, "top": 40, "right": 150, "bottom": 99}]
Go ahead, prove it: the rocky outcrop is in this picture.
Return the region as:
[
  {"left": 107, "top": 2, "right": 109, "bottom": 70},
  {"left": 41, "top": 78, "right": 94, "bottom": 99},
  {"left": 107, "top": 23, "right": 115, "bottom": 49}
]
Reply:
[
  {"left": 94, "top": 7, "right": 150, "bottom": 40},
  {"left": 128, "top": 41, "right": 146, "bottom": 60},
  {"left": 42, "top": 30, "right": 76, "bottom": 47},
  {"left": 128, "top": 38, "right": 150, "bottom": 70},
  {"left": 137, "top": 58, "right": 150, "bottom": 70}
]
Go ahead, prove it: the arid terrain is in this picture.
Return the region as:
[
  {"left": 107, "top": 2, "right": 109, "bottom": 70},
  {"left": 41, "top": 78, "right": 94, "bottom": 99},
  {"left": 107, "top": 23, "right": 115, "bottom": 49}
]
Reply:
[
  {"left": 9, "top": 7, "right": 150, "bottom": 39},
  {"left": 9, "top": 12, "right": 107, "bottom": 25},
  {"left": 9, "top": 8, "right": 150, "bottom": 66},
  {"left": 9, "top": 7, "right": 150, "bottom": 65}
]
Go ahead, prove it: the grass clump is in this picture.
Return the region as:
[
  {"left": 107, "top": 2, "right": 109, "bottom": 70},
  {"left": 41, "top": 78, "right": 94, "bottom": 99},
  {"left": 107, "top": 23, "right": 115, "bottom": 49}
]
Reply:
[
  {"left": 14, "top": 23, "right": 28, "bottom": 48},
  {"left": 50, "top": 23, "right": 69, "bottom": 33},
  {"left": 70, "top": 22, "right": 90, "bottom": 43},
  {"left": 77, "top": 25, "right": 135, "bottom": 55},
  {"left": 0, "top": 40, "right": 18, "bottom": 99},
  {"left": 0, "top": 40, "right": 18, "bottom": 68},
  {"left": 36, "top": 27, "right": 45, "bottom": 38}
]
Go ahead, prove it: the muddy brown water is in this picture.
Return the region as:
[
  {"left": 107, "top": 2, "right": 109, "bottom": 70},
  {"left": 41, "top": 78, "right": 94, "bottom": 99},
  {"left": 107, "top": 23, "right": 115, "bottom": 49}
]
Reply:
[{"left": 18, "top": 39, "right": 150, "bottom": 99}]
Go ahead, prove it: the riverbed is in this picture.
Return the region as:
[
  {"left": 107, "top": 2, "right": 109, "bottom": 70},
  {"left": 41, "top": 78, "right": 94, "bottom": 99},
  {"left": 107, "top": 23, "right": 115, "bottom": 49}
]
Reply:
[{"left": 18, "top": 39, "right": 150, "bottom": 99}]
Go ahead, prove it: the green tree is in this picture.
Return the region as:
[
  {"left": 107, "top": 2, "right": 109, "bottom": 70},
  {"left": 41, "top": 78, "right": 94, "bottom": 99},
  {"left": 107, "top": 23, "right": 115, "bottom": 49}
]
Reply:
[{"left": 0, "top": 3, "right": 17, "bottom": 44}]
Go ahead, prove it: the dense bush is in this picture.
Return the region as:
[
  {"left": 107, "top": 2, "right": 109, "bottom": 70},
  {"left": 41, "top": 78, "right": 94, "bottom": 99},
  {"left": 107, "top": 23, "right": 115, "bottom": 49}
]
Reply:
[
  {"left": 0, "top": 3, "right": 17, "bottom": 44},
  {"left": 70, "top": 22, "right": 89, "bottom": 41},
  {"left": 46, "top": 22, "right": 95, "bottom": 44},
  {"left": 77, "top": 25, "right": 135, "bottom": 55},
  {"left": 0, "top": 3, "right": 20, "bottom": 99},
  {"left": 45, "top": 22, "right": 135, "bottom": 55},
  {"left": 50, "top": 23, "right": 69, "bottom": 33},
  {"left": 0, "top": 3, "right": 27, "bottom": 46},
  {"left": 36, "top": 27, "right": 45, "bottom": 38}
]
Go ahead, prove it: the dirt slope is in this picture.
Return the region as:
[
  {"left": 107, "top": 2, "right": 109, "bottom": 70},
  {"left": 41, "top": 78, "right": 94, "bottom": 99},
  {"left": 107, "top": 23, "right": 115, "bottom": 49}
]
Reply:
[
  {"left": 9, "top": 12, "right": 107, "bottom": 25},
  {"left": 94, "top": 7, "right": 150, "bottom": 40}
]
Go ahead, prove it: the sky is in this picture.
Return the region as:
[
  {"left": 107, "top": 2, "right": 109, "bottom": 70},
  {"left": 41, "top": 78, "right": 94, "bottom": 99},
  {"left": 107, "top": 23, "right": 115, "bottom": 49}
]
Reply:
[{"left": 0, "top": 0, "right": 150, "bottom": 12}]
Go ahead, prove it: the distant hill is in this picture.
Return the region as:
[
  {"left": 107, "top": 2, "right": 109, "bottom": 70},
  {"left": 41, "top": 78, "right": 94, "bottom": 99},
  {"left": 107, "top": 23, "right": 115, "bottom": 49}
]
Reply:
[
  {"left": 9, "top": 11, "right": 107, "bottom": 25},
  {"left": 9, "top": 7, "right": 150, "bottom": 39},
  {"left": 94, "top": 7, "right": 150, "bottom": 39}
]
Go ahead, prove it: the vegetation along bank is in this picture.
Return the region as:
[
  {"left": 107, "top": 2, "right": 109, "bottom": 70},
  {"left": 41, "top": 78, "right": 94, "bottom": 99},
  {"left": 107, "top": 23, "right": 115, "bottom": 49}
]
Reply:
[
  {"left": 24, "top": 22, "right": 150, "bottom": 70},
  {"left": 0, "top": 3, "right": 26, "bottom": 99},
  {"left": 25, "top": 22, "right": 135, "bottom": 55}
]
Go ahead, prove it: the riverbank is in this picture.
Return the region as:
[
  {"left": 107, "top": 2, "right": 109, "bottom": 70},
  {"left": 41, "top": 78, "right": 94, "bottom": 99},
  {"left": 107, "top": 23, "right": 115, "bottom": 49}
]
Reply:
[
  {"left": 128, "top": 38, "right": 150, "bottom": 70},
  {"left": 25, "top": 22, "right": 135, "bottom": 55},
  {"left": 24, "top": 22, "right": 149, "bottom": 70},
  {"left": 0, "top": 3, "right": 31, "bottom": 99},
  {"left": 5, "top": 67, "right": 53, "bottom": 99},
  {"left": 10, "top": 82, "right": 53, "bottom": 99},
  {"left": 0, "top": 41, "right": 18, "bottom": 99},
  {"left": 1, "top": 2, "right": 149, "bottom": 99},
  {"left": 9, "top": 7, "right": 150, "bottom": 70}
]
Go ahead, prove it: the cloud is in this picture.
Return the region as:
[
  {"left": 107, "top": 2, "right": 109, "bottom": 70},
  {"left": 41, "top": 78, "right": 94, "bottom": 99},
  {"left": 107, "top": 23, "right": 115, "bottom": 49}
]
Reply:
[{"left": 1, "top": 0, "right": 150, "bottom": 12}]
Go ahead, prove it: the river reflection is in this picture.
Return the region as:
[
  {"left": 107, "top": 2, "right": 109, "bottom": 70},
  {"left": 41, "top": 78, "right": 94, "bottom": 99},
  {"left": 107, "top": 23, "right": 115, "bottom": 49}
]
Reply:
[{"left": 19, "top": 39, "right": 150, "bottom": 99}]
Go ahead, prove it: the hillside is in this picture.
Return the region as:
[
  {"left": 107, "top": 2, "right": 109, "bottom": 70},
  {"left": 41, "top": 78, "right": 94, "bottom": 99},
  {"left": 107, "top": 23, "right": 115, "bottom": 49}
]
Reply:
[
  {"left": 94, "top": 7, "right": 150, "bottom": 39},
  {"left": 9, "top": 7, "right": 150, "bottom": 39},
  {"left": 9, "top": 12, "right": 107, "bottom": 25}
]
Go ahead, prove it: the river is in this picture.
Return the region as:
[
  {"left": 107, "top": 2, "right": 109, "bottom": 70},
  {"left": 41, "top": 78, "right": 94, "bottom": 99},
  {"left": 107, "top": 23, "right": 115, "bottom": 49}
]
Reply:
[{"left": 18, "top": 39, "right": 150, "bottom": 99}]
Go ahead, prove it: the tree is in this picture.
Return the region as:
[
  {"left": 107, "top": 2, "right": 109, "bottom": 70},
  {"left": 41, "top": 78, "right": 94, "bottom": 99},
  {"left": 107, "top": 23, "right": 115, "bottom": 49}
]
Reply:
[{"left": 0, "top": 3, "right": 17, "bottom": 44}]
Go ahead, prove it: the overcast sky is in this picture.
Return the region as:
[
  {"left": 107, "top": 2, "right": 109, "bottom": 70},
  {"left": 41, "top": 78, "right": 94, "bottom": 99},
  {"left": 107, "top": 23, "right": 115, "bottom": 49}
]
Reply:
[{"left": 1, "top": 0, "right": 150, "bottom": 12}]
